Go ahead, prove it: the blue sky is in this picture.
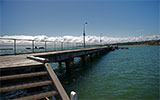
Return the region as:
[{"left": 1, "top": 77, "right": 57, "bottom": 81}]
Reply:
[{"left": 0, "top": 0, "right": 159, "bottom": 37}]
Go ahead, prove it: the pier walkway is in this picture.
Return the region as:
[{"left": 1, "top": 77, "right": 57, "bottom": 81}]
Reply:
[{"left": 0, "top": 46, "right": 113, "bottom": 100}]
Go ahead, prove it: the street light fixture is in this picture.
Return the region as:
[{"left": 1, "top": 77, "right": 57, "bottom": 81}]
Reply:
[{"left": 83, "top": 22, "right": 88, "bottom": 48}]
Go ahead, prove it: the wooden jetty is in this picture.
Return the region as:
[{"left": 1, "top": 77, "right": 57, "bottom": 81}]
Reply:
[{"left": 0, "top": 46, "right": 113, "bottom": 100}]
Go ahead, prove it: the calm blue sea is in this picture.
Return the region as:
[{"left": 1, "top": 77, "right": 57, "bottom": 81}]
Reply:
[{"left": 57, "top": 46, "right": 159, "bottom": 100}]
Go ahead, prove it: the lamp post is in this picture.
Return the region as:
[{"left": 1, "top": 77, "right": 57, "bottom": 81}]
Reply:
[{"left": 83, "top": 22, "right": 88, "bottom": 48}]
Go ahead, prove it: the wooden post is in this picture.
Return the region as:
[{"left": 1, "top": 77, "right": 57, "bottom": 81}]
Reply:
[
  {"left": 71, "top": 58, "right": 74, "bottom": 63},
  {"left": 90, "top": 54, "right": 93, "bottom": 60},
  {"left": 14, "top": 39, "right": 16, "bottom": 54},
  {"left": 65, "top": 59, "right": 71, "bottom": 72},
  {"left": 70, "top": 58, "right": 74, "bottom": 65},
  {"left": 58, "top": 61, "right": 62, "bottom": 68},
  {"left": 95, "top": 52, "right": 98, "bottom": 56},
  {"left": 70, "top": 91, "right": 77, "bottom": 100},
  {"left": 58, "top": 61, "right": 63, "bottom": 71},
  {"left": 81, "top": 55, "right": 86, "bottom": 65}
]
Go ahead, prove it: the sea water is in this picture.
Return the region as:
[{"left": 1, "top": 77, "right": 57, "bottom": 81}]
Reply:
[{"left": 57, "top": 46, "right": 159, "bottom": 100}]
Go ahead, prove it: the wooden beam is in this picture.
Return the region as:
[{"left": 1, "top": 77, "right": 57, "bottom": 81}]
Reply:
[
  {"left": 27, "top": 56, "right": 49, "bottom": 63},
  {"left": 0, "top": 80, "right": 52, "bottom": 93},
  {"left": 13, "top": 90, "right": 58, "bottom": 100},
  {"left": 0, "top": 71, "right": 48, "bottom": 80},
  {"left": 45, "top": 63, "right": 70, "bottom": 100}
]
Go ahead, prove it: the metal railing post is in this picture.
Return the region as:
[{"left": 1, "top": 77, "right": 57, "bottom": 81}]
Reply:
[
  {"left": 67, "top": 42, "right": 69, "bottom": 50},
  {"left": 76, "top": 43, "right": 78, "bottom": 49},
  {"left": 45, "top": 41, "right": 47, "bottom": 52},
  {"left": 61, "top": 42, "right": 63, "bottom": 50},
  {"left": 54, "top": 42, "right": 56, "bottom": 51},
  {"left": 14, "top": 39, "right": 16, "bottom": 54},
  {"left": 32, "top": 40, "right": 34, "bottom": 53},
  {"left": 71, "top": 43, "right": 73, "bottom": 49}
]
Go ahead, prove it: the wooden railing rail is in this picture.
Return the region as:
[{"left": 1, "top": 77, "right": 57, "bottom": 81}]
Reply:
[{"left": 45, "top": 63, "right": 70, "bottom": 100}]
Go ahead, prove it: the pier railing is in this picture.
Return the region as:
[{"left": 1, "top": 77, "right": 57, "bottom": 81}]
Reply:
[{"left": 0, "top": 38, "right": 102, "bottom": 55}]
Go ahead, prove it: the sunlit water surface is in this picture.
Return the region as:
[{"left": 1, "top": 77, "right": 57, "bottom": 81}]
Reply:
[{"left": 54, "top": 46, "right": 159, "bottom": 100}]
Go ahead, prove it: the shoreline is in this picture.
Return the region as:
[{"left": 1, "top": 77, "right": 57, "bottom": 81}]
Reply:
[{"left": 117, "top": 44, "right": 160, "bottom": 47}]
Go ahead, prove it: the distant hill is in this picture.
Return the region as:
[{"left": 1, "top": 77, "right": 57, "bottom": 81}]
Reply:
[{"left": 109, "top": 40, "right": 160, "bottom": 46}]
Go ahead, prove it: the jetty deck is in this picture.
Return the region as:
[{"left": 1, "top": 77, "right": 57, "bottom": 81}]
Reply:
[
  {"left": 0, "top": 46, "right": 110, "bottom": 69},
  {"left": 0, "top": 46, "right": 113, "bottom": 100},
  {"left": 0, "top": 54, "right": 43, "bottom": 68}
]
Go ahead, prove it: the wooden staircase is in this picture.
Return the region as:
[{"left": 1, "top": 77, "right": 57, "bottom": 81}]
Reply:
[{"left": 0, "top": 63, "right": 70, "bottom": 100}]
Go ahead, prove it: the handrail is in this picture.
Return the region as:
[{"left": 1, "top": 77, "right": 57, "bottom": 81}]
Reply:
[
  {"left": 0, "top": 37, "right": 83, "bottom": 43},
  {"left": 45, "top": 63, "right": 70, "bottom": 100},
  {"left": 0, "top": 37, "right": 33, "bottom": 41},
  {"left": 0, "top": 38, "right": 102, "bottom": 55}
]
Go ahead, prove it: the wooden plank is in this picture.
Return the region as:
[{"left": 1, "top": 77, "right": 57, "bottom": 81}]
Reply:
[
  {"left": 13, "top": 90, "right": 58, "bottom": 100},
  {"left": 0, "top": 80, "right": 52, "bottom": 93},
  {"left": 0, "top": 54, "right": 43, "bottom": 68},
  {"left": 0, "top": 46, "right": 109, "bottom": 69},
  {"left": 27, "top": 56, "right": 49, "bottom": 63},
  {"left": 32, "top": 46, "right": 108, "bottom": 57},
  {"left": 45, "top": 63, "right": 70, "bottom": 100},
  {"left": 0, "top": 71, "right": 48, "bottom": 80}
]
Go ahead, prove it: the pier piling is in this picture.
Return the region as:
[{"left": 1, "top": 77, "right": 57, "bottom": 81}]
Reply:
[
  {"left": 81, "top": 55, "right": 86, "bottom": 65},
  {"left": 65, "top": 59, "right": 71, "bottom": 72},
  {"left": 90, "top": 54, "right": 93, "bottom": 60}
]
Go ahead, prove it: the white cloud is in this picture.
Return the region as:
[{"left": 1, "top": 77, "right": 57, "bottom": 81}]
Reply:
[{"left": 0, "top": 34, "right": 159, "bottom": 45}]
